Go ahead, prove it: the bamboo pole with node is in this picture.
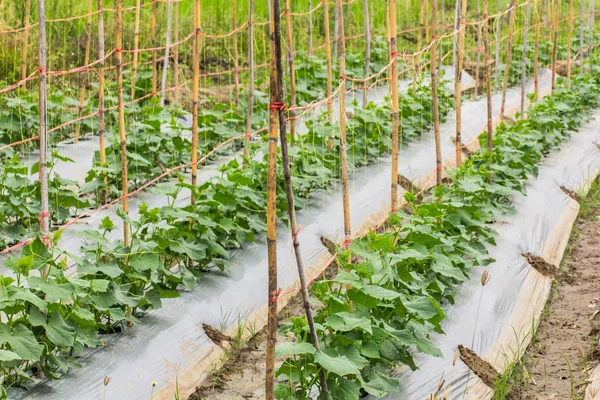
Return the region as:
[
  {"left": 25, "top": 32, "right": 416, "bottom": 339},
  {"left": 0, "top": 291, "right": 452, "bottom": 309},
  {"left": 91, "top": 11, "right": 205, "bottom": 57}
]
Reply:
[
  {"left": 580, "top": 0, "right": 586, "bottom": 70},
  {"left": 308, "top": 0, "right": 313, "bottom": 56},
  {"left": 363, "top": 0, "right": 371, "bottom": 108},
  {"left": 151, "top": 0, "right": 158, "bottom": 96},
  {"left": 75, "top": 0, "right": 94, "bottom": 144},
  {"left": 588, "top": 0, "right": 594, "bottom": 71},
  {"left": 265, "top": 0, "right": 283, "bottom": 397},
  {"left": 131, "top": 0, "right": 142, "bottom": 99},
  {"left": 475, "top": 0, "right": 482, "bottom": 99},
  {"left": 551, "top": 0, "right": 560, "bottom": 92},
  {"left": 534, "top": 0, "right": 541, "bottom": 100},
  {"left": 338, "top": 0, "right": 352, "bottom": 248},
  {"left": 244, "top": 0, "right": 255, "bottom": 161},
  {"left": 173, "top": 2, "right": 179, "bottom": 103},
  {"left": 21, "top": 0, "right": 31, "bottom": 88},
  {"left": 325, "top": 0, "right": 334, "bottom": 151},
  {"left": 160, "top": 0, "right": 173, "bottom": 107},
  {"left": 454, "top": 0, "right": 468, "bottom": 166},
  {"left": 191, "top": 0, "right": 201, "bottom": 204},
  {"left": 97, "top": 0, "right": 107, "bottom": 205},
  {"left": 38, "top": 0, "right": 50, "bottom": 245},
  {"left": 431, "top": 0, "right": 442, "bottom": 186},
  {"left": 566, "top": 0, "right": 574, "bottom": 87},
  {"left": 495, "top": 0, "right": 502, "bottom": 85},
  {"left": 390, "top": 0, "right": 400, "bottom": 212},
  {"left": 115, "top": 0, "right": 129, "bottom": 246},
  {"left": 483, "top": 0, "right": 493, "bottom": 157},
  {"left": 233, "top": 0, "right": 240, "bottom": 107},
  {"left": 520, "top": 1, "right": 531, "bottom": 117},
  {"left": 499, "top": 0, "right": 517, "bottom": 121},
  {"left": 284, "top": 0, "right": 297, "bottom": 143}
]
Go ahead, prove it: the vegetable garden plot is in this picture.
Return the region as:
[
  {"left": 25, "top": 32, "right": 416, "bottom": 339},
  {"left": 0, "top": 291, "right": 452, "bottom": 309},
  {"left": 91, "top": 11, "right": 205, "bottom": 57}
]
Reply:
[{"left": 5, "top": 67, "right": 554, "bottom": 400}]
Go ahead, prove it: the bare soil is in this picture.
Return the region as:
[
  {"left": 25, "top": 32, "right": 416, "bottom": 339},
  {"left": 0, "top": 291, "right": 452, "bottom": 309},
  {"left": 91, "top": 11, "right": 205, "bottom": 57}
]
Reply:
[{"left": 515, "top": 200, "right": 600, "bottom": 399}]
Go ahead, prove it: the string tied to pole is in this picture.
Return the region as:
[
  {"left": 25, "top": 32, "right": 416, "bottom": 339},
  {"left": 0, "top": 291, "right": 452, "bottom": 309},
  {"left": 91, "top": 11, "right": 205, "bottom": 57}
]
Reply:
[
  {"left": 269, "top": 101, "right": 287, "bottom": 110},
  {"left": 268, "top": 288, "right": 282, "bottom": 303},
  {"left": 38, "top": 67, "right": 47, "bottom": 74}
]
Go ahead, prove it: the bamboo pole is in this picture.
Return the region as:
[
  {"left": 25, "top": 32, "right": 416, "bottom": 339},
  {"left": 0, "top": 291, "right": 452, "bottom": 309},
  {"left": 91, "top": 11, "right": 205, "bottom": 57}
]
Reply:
[
  {"left": 244, "top": 0, "right": 255, "bottom": 161},
  {"left": 551, "top": 0, "right": 560, "bottom": 92},
  {"left": 455, "top": 0, "right": 467, "bottom": 166},
  {"left": 363, "top": 0, "right": 371, "bottom": 108},
  {"left": 173, "top": 1, "right": 179, "bottom": 103},
  {"left": 588, "top": 0, "right": 595, "bottom": 71},
  {"left": 21, "top": 0, "right": 31, "bottom": 88},
  {"left": 425, "top": 0, "right": 430, "bottom": 42},
  {"left": 325, "top": 0, "right": 334, "bottom": 150},
  {"left": 483, "top": 0, "right": 493, "bottom": 155},
  {"left": 499, "top": 0, "right": 516, "bottom": 121},
  {"left": 338, "top": 0, "right": 352, "bottom": 248},
  {"left": 191, "top": 0, "right": 201, "bottom": 204},
  {"left": 233, "top": 0, "right": 240, "bottom": 107},
  {"left": 131, "top": 0, "right": 141, "bottom": 99},
  {"left": 475, "top": 0, "right": 482, "bottom": 99},
  {"left": 151, "top": 0, "right": 158, "bottom": 96},
  {"left": 116, "top": 0, "right": 129, "bottom": 246},
  {"left": 265, "top": 0, "right": 282, "bottom": 396},
  {"left": 334, "top": 2, "right": 339, "bottom": 59},
  {"left": 534, "top": 0, "right": 541, "bottom": 100},
  {"left": 160, "top": 0, "right": 173, "bottom": 107},
  {"left": 431, "top": 0, "right": 442, "bottom": 186},
  {"left": 495, "top": 0, "right": 502, "bottom": 85},
  {"left": 284, "top": 0, "right": 297, "bottom": 143},
  {"left": 520, "top": 2, "right": 531, "bottom": 116},
  {"left": 390, "top": 0, "right": 400, "bottom": 211},
  {"left": 98, "top": 0, "right": 107, "bottom": 205},
  {"left": 418, "top": 0, "right": 424, "bottom": 51},
  {"left": 580, "top": 0, "right": 586, "bottom": 70},
  {"left": 38, "top": 0, "right": 49, "bottom": 240},
  {"left": 308, "top": 0, "right": 313, "bottom": 56},
  {"left": 566, "top": 0, "right": 574, "bottom": 87},
  {"left": 75, "top": 0, "right": 94, "bottom": 144}
]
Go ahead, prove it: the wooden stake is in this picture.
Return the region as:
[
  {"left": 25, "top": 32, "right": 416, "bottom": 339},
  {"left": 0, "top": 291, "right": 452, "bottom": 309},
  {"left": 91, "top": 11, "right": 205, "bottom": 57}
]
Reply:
[
  {"left": 588, "top": 0, "right": 595, "bottom": 71},
  {"left": 338, "top": 0, "right": 352, "bottom": 248},
  {"left": 495, "top": 0, "right": 502, "bottom": 85},
  {"left": 475, "top": 0, "right": 482, "bottom": 99},
  {"left": 308, "top": 0, "right": 313, "bottom": 56},
  {"left": 580, "top": 0, "right": 586, "bottom": 70},
  {"left": 21, "top": 0, "right": 31, "bottom": 88},
  {"left": 325, "top": 0, "right": 334, "bottom": 150},
  {"left": 333, "top": 1, "right": 339, "bottom": 59},
  {"left": 418, "top": 0, "right": 424, "bottom": 52},
  {"left": 455, "top": 0, "right": 467, "bottom": 166},
  {"left": 244, "top": 0, "right": 255, "bottom": 161},
  {"left": 116, "top": 0, "right": 129, "bottom": 246},
  {"left": 131, "top": 0, "right": 141, "bottom": 100},
  {"left": 390, "top": 0, "right": 400, "bottom": 212},
  {"left": 284, "top": 0, "right": 297, "bottom": 143},
  {"left": 233, "top": 0, "right": 240, "bottom": 107},
  {"left": 520, "top": 2, "right": 531, "bottom": 117},
  {"left": 431, "top": 0, "right": 442, "bottom": 186},
  {"left": 173, "top": 1, "right": 179, "bottom": 103},
  {"left": 265, "top": 0, "right": 282, "bottom": 397},
  {"left": 160, "top": 0, "right": 173, "bottom": 107},
  {"left": 191, "top": 0, "right": 201, "bottom": 204},
  {"left": 534, "top": 0, "right": 541, "bottom": 100},
  {"left": 38, "top": 0, "right": 49, "bottom": 239},
  {"left": 75, "top": 0, "right": 94, "bottom": 144},
  {"left": 551, "top": 0, "right": 560, "bottom": 92},
  {"left": 566, "top": 0, "right": 574, "bottom": 87},
  {"left": 483, "top": 0, "right": 493, "bottom": 155},
  {"left": 151, "top": 0, "right": 158, "bottom": 96},
  {"left": 499, "top": 0, "right": 516, "bottom": 121},
  {"left": 97, "top": 0, "right": 107, "bottom": 205},
  {"left": 363, "top": 0, "right": 371, "bottom": 108}
]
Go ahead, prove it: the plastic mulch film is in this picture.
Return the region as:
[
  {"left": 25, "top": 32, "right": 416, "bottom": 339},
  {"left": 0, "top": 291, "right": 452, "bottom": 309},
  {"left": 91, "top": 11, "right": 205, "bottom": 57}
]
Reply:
[{"left": 8, "top": 69, "right": 551, "bottom": 400}]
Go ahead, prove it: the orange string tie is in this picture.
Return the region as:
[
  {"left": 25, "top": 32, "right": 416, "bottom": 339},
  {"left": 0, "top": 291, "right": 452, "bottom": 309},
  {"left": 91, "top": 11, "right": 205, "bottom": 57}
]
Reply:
[
  {"left": 39, "top": 68, "right": 47, "bottom": 73},
  {"left": 269, "top": 288, "right": 282, "bottom": 303},
  {"left": 340, "top": 75, "right": 349, "bottom": 81},
  {"left": 343, "top": 238, "right": 353, "bottom": 246},
  {"left": 391, "top": 51, "right": 401, "bottom": 58},
  {"left": 269, "top": 102, "right": 286, "bottom": 110}
]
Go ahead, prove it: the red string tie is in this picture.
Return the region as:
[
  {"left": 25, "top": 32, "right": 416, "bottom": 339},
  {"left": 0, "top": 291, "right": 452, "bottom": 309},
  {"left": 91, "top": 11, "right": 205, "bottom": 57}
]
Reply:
[
  {"left": 39, "top": 68, "right": 47, "bottom": 73},
  {"left": 292, "top": 225, "right": 303, "bottom": 242},
  {"left": 269, "top": 288, "right": 282, "bottom": 303},
  {"left": 269, "top": 101, "right": 286, "bottom": 110},
  {"left": 534, "top": 79, "right": 539, "bottom": 83},
  {"left": 391, "top": 208, "right": 398, "bottom": 213},
  {"left": 38, "top": 212, "right": 50, "bottom": 220},
  {"left": 115, "top": 48, "right": 122, "bottom": 53},
  {"left": 343, "top": 238, "right": 353, "bottom": 245},
  {"left": 391, "top": 51, "right": 401, "bottom": 58},
  {"left": 340, "top": 75, "right": 349, "bottom": 81},
  {"left": 477, "top": 46, "right": 484, "bottom": 52}
]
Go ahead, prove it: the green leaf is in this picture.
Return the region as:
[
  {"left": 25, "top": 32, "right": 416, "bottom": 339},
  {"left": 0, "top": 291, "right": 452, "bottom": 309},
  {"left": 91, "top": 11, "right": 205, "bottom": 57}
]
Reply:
[
  {"left": 27, "top": 277, "right": 74, "bottom": 303},
  {"left": 314, "top": 350, "right": 360, "bottom": 377},
  {"left": 0, "top": 349, "right": 21, "bottom": 362},
  {"left": 328, "top": 377, "right": 361, "bottom": 400},
  {"left": 46, "top": 312, "right": 76, "bottom": 347},
  {"left": 326, "top": 313, "right": 372, "bottom": 334},
  {"left": 0, "top": 323, "right": 43, "bottom": 361},
  {"left": 275, "top": 342, "right": 316, "bottom": 358}
]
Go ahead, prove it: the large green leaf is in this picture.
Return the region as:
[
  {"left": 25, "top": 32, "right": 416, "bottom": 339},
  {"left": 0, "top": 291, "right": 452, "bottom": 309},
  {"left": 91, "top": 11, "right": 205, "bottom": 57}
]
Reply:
[
  {"left": 314, "top": 350, "right": 359, "bottom": 377},
  {"left": 275, "top": 342, "right": 316, "bottom": 358},
  {"left": 0, "top": 323, "right": 43, "bottom": 361}
]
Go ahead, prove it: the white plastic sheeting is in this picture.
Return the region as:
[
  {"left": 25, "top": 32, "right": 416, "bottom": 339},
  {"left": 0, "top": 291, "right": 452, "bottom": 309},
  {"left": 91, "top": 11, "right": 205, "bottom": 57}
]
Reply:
[{"left": 8, "top": 69, "right": 551, "bottom": 400}]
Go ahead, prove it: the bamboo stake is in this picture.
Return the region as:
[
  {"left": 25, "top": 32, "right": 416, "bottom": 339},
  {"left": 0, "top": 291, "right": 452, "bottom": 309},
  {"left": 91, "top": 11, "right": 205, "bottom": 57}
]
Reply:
[
  {"left": 97, "top": 0, "right": 107, "bottom": 205},
  {"left": 390, "top": 0, "right": 400, "bottom": 212},
  {"left": 38, "top": 0, "right": 49, "bottom": 241},
  {"left": 483, "top": 0, "right": 493, "bottom": 156},
  {"left": 495, "top": 0, "right": 502, "bottom": 85},
  {"left": 475, "top": 0, "right": 482, "bottom": 98},
  {"left": 499, "top": 0, "right": 516, "bottom": 121},
  {"left": 173, "top": 1, "right": 179, "bottom": 103},
  {"left": 308, "top": 0, "right": 313, "bottom": 56},
  {"left": 338, "top": 0, "right": 352, "bottom": 248},
  {"left": 440, "top": 0, "right": 445, "bottom": 72},
  {"left": 160, "top": 0, "right": 173, "bottom": 107},
  {"left": 233, "top": 0, "right": 240, "bottom": 107},
  {"left": 520, "top": 2, "right": 531, "bottom": 116},
  {"left": 325, "top": 0, "right": 335, "bottom": 150},
  {"left": 191, "top": 0, "right": 201, "bottom": 204},
  {"left": 431, "top": 0, "right": 443, "bottom": 186},
  {"left": 244, "top": 0, "right": 255, "bottom": 161},
  {"left": 21, "top": 0, "right": 31, "bottom": 88},
  {"left": 131, "top": 0, "right": 141, "bottom": 99},
  {"left": 588, "top": 0, "right": 595, "bottom": 71},
  {"left": 425, "top": 0, "right": 430, "bottom": 43},
  {"left": 334, "top": 2, "right": 339, "bottom": 59},
  {"left": 75, "top": 0, "right": 94, "bottom": 144},
  {"left": 455, "top": 0, "right": 467, "bottom": 166},
  {"left": 151, "top": 0, "right": 158, "bottom": 96},
  {"left": 580, "top": 0, "right": 586, "bottom": 70},
  {"left": 566, "top": 0, "right": 574, "bottom": 87},
  {"left": 418, "top": 0, "right": 424, "bottom": 52},
  {"left": 551, "top": 0, "right": 560, "bottom": 92},
  {"left": 116, "top": 0, "right": 129, "bottom": 246},
  {"left": 284, "top": 0, "right": 297, "bottom": 143},
  {"left": 265, "top": 0, "right": 282, "bottom": 396},
  {"left": 534, "top": 0, "right": 541, "bottom": 100},
  {"left": 363, "top": 0, "right": 371, "bottom": 108}
]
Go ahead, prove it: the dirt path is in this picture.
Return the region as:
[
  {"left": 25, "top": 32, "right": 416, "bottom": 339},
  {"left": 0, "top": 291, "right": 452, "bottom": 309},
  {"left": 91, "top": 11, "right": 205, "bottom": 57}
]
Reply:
[{"left": 504, "top": 185, "right": 600, "bottom": 399}]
